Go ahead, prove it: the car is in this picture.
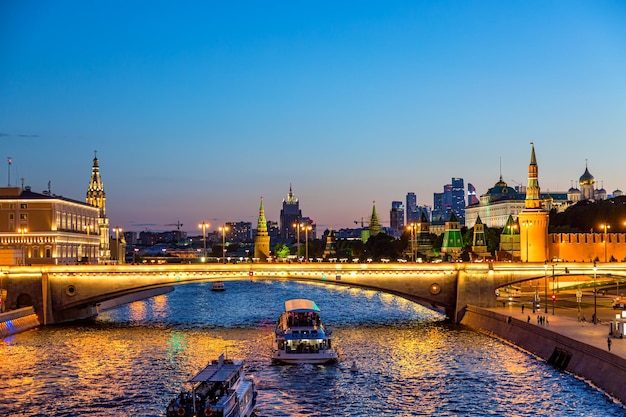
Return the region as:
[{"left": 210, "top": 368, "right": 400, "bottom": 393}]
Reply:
[{"left": 612, "top": 299, "right": 626, "bottom": 310}]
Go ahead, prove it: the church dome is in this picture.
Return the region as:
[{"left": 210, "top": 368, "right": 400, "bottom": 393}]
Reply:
[
  {"left": 614, "top": 189, "right": 623, "bottom": 197},
  {"left": 579, "top": 167, "right": 595, "bottom": 185}
]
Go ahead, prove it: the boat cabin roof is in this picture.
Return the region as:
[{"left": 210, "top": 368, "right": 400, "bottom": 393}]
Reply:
[
  {"left": 285, "top": 299, "right": 320, "bottom": 313},
  {"left": 188, "top": 356, "right": 244, "bottom": 383}
]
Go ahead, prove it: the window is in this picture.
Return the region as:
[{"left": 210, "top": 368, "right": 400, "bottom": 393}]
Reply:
[
  {"left": 20, "top": 213, "right": 28, "bottom": 220},
  {"left": 20, "top": 203, "right": 27, "bottom": 209}
]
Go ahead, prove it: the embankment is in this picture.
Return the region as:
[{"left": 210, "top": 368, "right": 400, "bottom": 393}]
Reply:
[
  {"left": 461, "top": 305, "right": 626, "bottom": 405},
  {"left": 0, "top": 307, "right": 40, "bottom": 338}
]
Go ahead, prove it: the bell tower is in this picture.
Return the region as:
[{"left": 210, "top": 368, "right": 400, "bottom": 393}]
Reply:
[
  {"left": 86, "top": 151, "right": 110, "bottom": 262},
  {"left": 518, "top": 142, "right": 549, "bottom": 262}
]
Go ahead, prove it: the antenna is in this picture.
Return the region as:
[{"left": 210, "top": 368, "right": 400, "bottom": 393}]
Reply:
[{"left": 7, "top": 157, "right": 11, "bottom": 186}]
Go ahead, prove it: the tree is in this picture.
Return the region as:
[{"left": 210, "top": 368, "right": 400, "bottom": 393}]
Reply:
[{"left": 274, "top": 243, "right": 290, "bottom": 259}]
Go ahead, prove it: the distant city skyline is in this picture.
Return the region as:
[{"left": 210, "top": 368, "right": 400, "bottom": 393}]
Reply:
[{"left": 1, "top": 1, "right": 625, "bottom": 233}]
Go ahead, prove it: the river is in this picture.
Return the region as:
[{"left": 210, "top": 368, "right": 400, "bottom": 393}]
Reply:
[{"left": 1, "top": 280, "right": 624, "bottom": 416}]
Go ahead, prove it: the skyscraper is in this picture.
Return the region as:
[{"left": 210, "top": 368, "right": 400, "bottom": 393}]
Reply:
[
  {"left": 432, "top": 178, "right": 465, "bottom": 224},
  {"left": 390, "top": 201, "right": 405, "bottom": 232},
  {"left": 279, "top": 184, "right": 302, "bottom": 240},
  {"left": 406, "top": 192, "right": 417, "bottom": 223}
]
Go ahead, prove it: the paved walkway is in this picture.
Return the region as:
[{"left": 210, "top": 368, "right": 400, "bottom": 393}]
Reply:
[{"left": 488, "top": 302, "right": 625, "bottom": 359}]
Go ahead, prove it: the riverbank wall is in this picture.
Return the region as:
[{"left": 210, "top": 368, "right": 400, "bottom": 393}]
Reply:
[
  {"left": 0, "top": 307, "right": 40, "bottom": 338},
  {"left": 460, "top": 305, "right": 626, "bottom": 405}
]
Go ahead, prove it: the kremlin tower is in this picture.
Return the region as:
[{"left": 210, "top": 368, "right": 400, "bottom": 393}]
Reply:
[
  {"left": 518, "top": 143, "right": 549, "bottom": 262},
  {"left": 254, "top": 197, "right": 270, "bottom": 261}
]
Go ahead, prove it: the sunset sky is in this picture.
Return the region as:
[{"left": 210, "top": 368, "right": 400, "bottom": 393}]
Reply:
[{"left": 1, "top": 1, "right": 625, "bottom": 233}]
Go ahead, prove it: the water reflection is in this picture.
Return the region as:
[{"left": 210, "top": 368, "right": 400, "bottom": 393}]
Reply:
[{"left": 0, "top": 280, "right": 623, "bottom": 416}]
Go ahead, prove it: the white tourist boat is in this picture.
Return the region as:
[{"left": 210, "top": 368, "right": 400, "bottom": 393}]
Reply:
[
  {"left": 271, "top": 299, "right": 338, "bottom": 364},
  {"left": 166, "top": 354, "right": 256, "bottom": 417},
  {"left": 211, "top": 281, "right": 226, "bottom": 291}
]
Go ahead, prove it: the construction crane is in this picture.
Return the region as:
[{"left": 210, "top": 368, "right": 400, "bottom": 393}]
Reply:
[{"left": 165, "top": 221, "right": 184, "bottom": 231}]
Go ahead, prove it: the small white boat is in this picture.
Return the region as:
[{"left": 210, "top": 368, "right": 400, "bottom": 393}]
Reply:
[
  {"left": 272, "top": 299, "right": 338, "bottom": 364},
  {"left": 166, "top": 354, "right": 256, "bottom": 417},
  {"left": 211, "top": 281, "right": 226, "bottom": 291},
  {"left": 350, "top": 361, "right": 359, "bottom": 372}
]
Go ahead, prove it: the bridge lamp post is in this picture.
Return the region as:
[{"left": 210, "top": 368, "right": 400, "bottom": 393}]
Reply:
[
  {"left": 293, "top": 223, "right": 301, "bottom": 261},
  {"left": 133, "top": 247, "right": 139, "bottom": 264},
  {"left": 17, "top": 227, "right": 28, "bottom": 265},
  {"left": 543, "top": 261, "right": 548, "bottom": 314},
  {"left": 113, "top": 227, "right": 123, "bottom": 264},
  {"left": 593, "top": 261, "right": 597, "bottom": 325},
  {"left": 198, "top": 222, "right": 210, "bottom": 262},
  {"left": 600, "top": 223, "right": 610, "bottom": 263},
  {"left": 219, "top": 225, "right": 229, "bottom": 264},
  {"left": 302, "top": 224, "right": 312, "bottom": 262},
  {"left": 551, "top": 264, "right": 555, "bottom": 315}
]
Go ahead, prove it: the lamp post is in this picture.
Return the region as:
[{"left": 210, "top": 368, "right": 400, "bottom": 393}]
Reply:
[
  {"left": 17, "top": 227, "right": 28, "bottom": 265},
  {"left": 552, "top": 265, "right": 556, "bottom": 316},
  {"left": 600, "top": 223, "right": 610, "bottom": 263},
  {"left": 113, "top": 227, "right": 123, "bottom": 264},
  {"left": 302, "top": 224, "right": 312, "bottom": 262},
  {"left": 293, "top": 223, "right": 301, "bottom": 261},
  {"left": 133, "top": 247, "right": 139, "bottom": 264},
  {"left": 219, "top": 225, "right": 229, "bottom": 264},
  {"left": 593, "top": 261, "right": 597, "bottom": 325},
  {"left": 406, "top": 223, "right": 415, "bottom": 262},
  {"left": 198, "top": 222, "right": 210, "bottom": 262},
  {"left": 543, "top": 261, "right": 548, "bottom": 314}
]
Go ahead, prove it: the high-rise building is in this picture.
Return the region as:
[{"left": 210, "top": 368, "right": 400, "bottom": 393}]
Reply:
[
  {"left": 390, "top": 201, "right": 405, "bottom": 232},
  {"left": 406, "top": 192, "right": 418, "bottom": 223},
  {"left": 467, "top": 183, "right": 479, "bottom": 206},
  {"left": 432, "top": 178, "right": 465, "bottom": 224},
  {"left": 279, "top": 184, "right": 302, "bottom": 240}
]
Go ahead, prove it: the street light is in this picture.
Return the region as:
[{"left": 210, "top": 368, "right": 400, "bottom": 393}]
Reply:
[
  {"left": 293, "top": 223, "right": 301, "bottom": 260},
  {"left": 543, "top": 261, "right": 548, "bottom": 314},
  {"left": 113, "top": 227, "right": 123, "bottom": 264},
  {"left": 600, "top": 223, "right": 610, "bottom": 263},
  {"left": 302, "top": 224, "right": 312, "bottom": 262},
  {"left": 198, "top": 222, "right": 210, "bottom": 262},
  {"left": 17, "top": 227, "right": 28, "bottom": 265},
  {"left": 552, "top": 265, "right": 556, "bottom": 316},
  {"left": 219, "top": 225, "right": 229, "bottom": 264},
  {"left": 406, "top": 223, "right": 416, "bottom": 262},
  {"left": 593, "top": 261, "right": 598, "bottom": 325}
]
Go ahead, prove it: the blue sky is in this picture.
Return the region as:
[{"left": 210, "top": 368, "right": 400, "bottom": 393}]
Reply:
[{"left": 1, "top": 1, "right": 625, "bottom": 233}]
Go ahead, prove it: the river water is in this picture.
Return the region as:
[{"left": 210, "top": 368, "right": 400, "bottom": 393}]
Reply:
[{"left": 1, "top": 280, "right": 624, "bottom": 416}]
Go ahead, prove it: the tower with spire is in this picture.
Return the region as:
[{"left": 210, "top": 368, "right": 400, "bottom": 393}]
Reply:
[
  {"left": 518, "top": 142, "right": 549, "bottom": 262},
  {"left": 86, "top": 151, "right": 110, "bottom": 262},
  {"left": 279, "top": 184, "right": 302, "bottom": 240},
  {"left": 441, "top": 211, "right": 463, "bottom": 259},
  {"left": 254, "top": 197, "right": 270, "bottom": 261}
]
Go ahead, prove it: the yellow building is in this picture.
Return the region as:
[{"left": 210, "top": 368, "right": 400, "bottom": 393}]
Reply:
[
  {"left": 0, "top": 186, "right": 101, "bottom": 265},
  {"left": 0, "top": 153, "right": 110, "bottom": 265}
]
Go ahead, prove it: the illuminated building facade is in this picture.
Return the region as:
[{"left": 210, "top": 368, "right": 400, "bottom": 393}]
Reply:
[{"left": 0, "top": 186, "right": 101, "bottom": 265}]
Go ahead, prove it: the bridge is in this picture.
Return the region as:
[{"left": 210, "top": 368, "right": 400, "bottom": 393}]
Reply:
[{"left": 1, "top": 262, "right": 625, "bottom": 324}]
